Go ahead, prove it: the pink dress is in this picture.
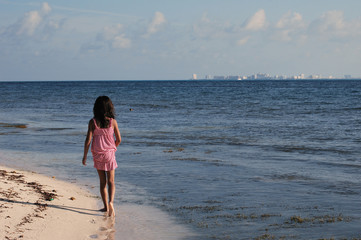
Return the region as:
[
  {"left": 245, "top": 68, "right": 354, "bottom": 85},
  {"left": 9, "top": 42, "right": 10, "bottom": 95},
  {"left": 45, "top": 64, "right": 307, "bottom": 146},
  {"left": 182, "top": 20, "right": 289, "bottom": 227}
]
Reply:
[{"left": 91, "top": 118, "right": 118, "bottom": 171}]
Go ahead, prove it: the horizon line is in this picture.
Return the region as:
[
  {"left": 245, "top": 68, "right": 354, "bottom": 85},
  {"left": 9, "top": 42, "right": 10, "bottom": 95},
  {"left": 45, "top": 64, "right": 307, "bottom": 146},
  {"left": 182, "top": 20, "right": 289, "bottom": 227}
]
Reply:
[{"left": 1, "top": 78, "right": 361, "bottom": 83}]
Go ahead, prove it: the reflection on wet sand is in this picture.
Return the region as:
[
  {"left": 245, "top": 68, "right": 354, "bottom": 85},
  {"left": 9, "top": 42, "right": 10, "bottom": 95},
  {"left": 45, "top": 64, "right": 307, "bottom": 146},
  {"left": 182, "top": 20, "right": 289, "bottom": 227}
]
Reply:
[{"left": 93, "top": 216, "right": 115, "bottom": 240}]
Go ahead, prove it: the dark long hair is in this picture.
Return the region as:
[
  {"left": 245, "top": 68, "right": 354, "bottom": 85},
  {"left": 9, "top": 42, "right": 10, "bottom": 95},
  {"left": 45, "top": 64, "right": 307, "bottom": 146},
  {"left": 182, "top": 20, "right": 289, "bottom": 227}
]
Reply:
[{"left": 93, "top": 96, "right": 115, "bottom": 128}]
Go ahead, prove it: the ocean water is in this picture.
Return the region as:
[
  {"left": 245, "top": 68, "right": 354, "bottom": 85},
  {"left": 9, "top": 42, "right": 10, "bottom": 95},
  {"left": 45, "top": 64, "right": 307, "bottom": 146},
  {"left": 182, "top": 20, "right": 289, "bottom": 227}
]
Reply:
[{"left": 1, "top": 80, "right": 361, "bottom": 239}]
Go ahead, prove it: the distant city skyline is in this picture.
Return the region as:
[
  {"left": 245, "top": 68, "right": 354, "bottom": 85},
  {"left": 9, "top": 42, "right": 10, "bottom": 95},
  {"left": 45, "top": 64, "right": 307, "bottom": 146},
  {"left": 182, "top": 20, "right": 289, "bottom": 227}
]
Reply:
[
  {"left": 192, "top": 73, "right": 357, "bottom": 80},
  {"left": 1, "top": 1, "right": 361, "bottom": 81}
]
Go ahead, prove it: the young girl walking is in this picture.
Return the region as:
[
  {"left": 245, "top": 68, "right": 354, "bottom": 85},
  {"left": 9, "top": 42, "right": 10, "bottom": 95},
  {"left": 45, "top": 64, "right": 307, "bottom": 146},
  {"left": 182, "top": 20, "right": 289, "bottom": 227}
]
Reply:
[{"left": 82, "top": 96, "right": 121, "bottom": 217}]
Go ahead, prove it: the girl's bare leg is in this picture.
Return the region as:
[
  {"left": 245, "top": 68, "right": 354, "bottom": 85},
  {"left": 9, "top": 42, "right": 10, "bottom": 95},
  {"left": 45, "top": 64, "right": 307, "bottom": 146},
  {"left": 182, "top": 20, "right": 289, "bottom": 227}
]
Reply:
[
  {"left": 97, "top": 170, "right": 108, "bottom": 212},
  {"left": 107, "top": 170, "right": 116, "bottom": 217}
]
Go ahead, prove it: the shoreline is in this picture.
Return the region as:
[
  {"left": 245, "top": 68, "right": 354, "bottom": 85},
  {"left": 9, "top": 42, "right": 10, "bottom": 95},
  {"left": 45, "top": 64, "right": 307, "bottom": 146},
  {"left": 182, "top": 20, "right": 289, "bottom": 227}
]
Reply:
[
  {"left": 0, "top": 163, "right": 195, "bottom": 240},
  {"left": 0, "top": 165, "right": 114, "bottom": 240}
]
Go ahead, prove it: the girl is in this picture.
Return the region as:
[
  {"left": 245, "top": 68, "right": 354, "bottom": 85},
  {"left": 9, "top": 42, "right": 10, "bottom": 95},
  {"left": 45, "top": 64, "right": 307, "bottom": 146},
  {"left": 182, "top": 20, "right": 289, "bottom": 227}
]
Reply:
[{"left": 82, "top": 96, "right": 121, "bottom": 217}]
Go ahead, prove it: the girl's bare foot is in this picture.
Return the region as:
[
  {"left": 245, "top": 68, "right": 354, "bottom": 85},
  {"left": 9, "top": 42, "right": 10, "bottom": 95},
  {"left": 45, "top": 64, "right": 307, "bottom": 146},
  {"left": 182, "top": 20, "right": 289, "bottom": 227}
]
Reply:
[{"left": 108, "top": 202, "right": 115, "bottom": 217}]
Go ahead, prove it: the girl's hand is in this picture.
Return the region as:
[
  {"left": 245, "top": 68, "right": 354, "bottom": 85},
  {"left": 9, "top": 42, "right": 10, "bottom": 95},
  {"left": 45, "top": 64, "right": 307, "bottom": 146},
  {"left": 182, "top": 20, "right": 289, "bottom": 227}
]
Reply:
[{"left": 82, "top": 157, "right": 87, "bottom": 166}]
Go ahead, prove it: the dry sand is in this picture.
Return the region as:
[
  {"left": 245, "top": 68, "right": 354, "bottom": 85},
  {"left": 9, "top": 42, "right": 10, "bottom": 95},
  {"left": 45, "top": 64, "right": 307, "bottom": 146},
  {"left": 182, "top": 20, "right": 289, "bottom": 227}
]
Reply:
[{"left": 0, "top": 165, "right": 114, "bottom": 240}]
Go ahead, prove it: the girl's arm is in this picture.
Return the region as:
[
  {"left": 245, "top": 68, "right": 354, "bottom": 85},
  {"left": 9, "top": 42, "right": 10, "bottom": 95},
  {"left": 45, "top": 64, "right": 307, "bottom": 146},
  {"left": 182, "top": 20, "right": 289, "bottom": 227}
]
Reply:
[
  {"left": 82, "top": 120, "right": 94, "bottom": 166},
  {"left": 113, "top": 119, "right": 121, "bottom": 147}
]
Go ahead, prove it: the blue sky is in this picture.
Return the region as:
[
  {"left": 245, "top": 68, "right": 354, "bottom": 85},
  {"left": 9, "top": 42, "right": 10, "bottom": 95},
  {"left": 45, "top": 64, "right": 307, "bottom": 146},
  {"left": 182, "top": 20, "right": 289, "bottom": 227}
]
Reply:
[{"left": 1, "top": 0, "right": 361, "bottom": 80}]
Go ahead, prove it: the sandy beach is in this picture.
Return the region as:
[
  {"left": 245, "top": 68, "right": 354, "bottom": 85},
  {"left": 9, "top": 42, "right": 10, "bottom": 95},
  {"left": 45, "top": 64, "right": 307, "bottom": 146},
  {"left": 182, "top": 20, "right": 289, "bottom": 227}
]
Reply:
[{"left": 0, "top": 165, "right": 114, "bottom": 240}]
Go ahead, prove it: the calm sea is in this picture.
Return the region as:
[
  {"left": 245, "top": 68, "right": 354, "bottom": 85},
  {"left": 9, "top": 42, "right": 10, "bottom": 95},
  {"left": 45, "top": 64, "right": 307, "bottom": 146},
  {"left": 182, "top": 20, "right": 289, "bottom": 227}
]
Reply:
[{"left": 1, "top": 80, "right": 361, "bottom": 239}]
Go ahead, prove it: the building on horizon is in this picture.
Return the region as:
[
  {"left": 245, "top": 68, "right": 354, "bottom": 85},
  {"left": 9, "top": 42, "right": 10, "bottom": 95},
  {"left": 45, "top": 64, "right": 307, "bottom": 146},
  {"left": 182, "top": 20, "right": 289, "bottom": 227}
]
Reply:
[
  {"left": 212, "top": 75, "right": 242, "bottom": 80},
  {"left": 213, "top": 75, "right": 226, "bottom": 80},
  {"left": 228, "top": 76, "right": 242, "bottom": 80}
]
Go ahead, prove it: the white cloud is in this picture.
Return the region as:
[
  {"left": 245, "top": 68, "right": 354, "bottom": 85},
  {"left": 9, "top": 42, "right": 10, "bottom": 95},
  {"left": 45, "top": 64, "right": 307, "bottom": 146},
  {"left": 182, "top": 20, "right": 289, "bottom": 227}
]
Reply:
[
  {"left": 192, "top": 13, "right": 233, "bottom": 40},
  {"left": 17, "top": 10, "right": 42, "bottom": 36},
  {"left": 101, "top": 24, "right": 124, "bottom": 41},
  {"left": 318, "top": 11, "right": 345, "bottom": 31},
  {"left": 237, "top": 36, "right": 250, "bottom": 46},
  {"left": 200, "top": 13, "right": 211, "bottom": 24},
  {"left": 144, "top": 11, "right": 166, "bottom": 37},
  {"left": 244, "top": 9, "right": 266, "bottom": 31},
  {"left": 276, "top": 11, "right": 304, "bottom": 29},
  {"left": 193, "top": 13, "right": 217, "bottom": 39},
  {"left": 41, "top": 2, "right": 52, "bottom": 15},
  {"left": 192, "top": 10, "right": 267, "bottom": 45},
  {"left": 273, "top": 11, "right": 306, "bottom": 42},
  {"left": 309, "top": 11, "right": 345, "bottom": 37},
  {"left": 1, "top": 1, "right": 62, "bottom": 42},
  {"left": 112, "top": 34, "right": 131, "bottom": 49},
  {"left": 17, "top": 2, "right": 52, "bottom": 36},
  {"left": 46, "top": 20, "right": 60, "bottom": 30},
  {"left": 308, "top": 10, "right": 361, "bottom": 40},
  {"left": 96, "top": 24, "right": 131, "bottom": 49}
]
